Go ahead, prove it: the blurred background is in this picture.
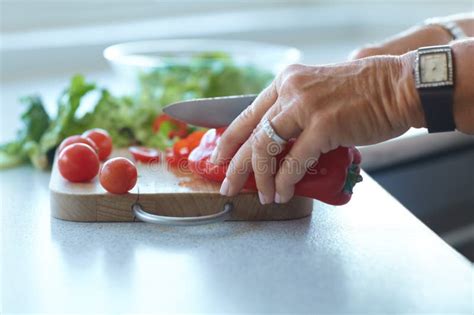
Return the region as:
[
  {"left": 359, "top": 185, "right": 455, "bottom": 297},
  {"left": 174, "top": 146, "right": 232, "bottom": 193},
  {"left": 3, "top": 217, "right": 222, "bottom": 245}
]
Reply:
[{"left": 1, "top": 0, "right": 473, "bottom": 259}]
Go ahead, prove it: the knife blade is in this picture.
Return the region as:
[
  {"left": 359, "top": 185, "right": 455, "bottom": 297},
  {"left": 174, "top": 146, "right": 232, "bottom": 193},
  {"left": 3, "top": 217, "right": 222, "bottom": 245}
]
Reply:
[{"left": 163, "top": 94, "right": 257, "bottom": 128}]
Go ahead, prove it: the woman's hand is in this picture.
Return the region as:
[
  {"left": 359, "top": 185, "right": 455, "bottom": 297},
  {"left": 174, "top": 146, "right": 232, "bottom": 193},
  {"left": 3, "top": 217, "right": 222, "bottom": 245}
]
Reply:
[
  {"left": 211, "top": 54, "right": 423, "bottom": 204},
  {"left": 349, "top": 12, "right": 473, "bottom": 59}
]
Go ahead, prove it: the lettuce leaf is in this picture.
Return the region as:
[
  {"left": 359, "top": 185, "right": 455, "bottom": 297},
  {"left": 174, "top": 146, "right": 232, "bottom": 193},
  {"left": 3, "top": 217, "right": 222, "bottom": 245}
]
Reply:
[
  {"left": 1, "top": 53, "right": 274, "bottom": 170},
  {"left": 0, "top": 96, "right": 51, "bottom": 169}
]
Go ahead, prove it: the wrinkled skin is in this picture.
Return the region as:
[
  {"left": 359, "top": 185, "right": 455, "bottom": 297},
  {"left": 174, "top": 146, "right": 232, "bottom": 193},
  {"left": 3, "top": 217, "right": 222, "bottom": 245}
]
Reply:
[{"left": 211, "top": 15, "right": 474, "bottom": 204}]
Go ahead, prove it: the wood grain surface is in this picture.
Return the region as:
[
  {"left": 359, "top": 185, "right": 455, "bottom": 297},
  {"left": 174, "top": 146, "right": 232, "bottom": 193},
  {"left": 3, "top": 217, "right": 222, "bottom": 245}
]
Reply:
[{"left": 50, "top": 150, "right": 313, "bottom": 222}]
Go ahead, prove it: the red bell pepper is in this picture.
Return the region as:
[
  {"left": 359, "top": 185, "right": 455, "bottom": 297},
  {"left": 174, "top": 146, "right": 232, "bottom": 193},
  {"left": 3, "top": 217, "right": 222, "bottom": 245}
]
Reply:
[
  {"left": 188, "top": 128, "right": 362, "bottom": 206},
  {"left": 165, "top": 130, "right": 208, "bottom": 168}
]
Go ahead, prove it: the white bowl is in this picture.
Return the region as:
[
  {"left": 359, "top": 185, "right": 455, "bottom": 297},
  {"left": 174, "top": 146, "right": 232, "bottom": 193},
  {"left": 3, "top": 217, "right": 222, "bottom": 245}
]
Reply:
[{"left": 103, "top": 39, "right": 301, "bottom": 106}]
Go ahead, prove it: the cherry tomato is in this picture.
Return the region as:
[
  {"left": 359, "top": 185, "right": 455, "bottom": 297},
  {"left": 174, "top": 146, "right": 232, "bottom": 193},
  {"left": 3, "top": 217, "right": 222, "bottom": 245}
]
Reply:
[
  {"left": 153, "top": 114, "right": 189, "bottom": 139},
  {"left": 99, "top": 158, "right": 138, "bottom": 194},
  {"left": 83, "top": 128, "right": 113, "bottom": 161},
  {"left": 129, "top": 146, "right": 160, "bottom": 163},
  {"left": 58, "top": 143, "right": 100, "bottom": 183},
  {"left": 58, "top": 135, "right": 98, "bottom": 154}
]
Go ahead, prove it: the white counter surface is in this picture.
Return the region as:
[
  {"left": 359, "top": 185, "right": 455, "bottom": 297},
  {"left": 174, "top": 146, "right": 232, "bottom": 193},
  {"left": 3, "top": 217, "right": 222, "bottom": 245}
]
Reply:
[
  {"left": 2, "top": 4, "right": 473, "bottom": 312},
  {"left": 1, "top": 167, "right": 471, "bottom": 313}
]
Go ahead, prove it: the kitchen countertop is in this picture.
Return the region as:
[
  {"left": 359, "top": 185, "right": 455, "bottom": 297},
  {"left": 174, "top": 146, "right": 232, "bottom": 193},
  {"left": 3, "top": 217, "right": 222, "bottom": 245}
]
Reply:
[
  {"left": 1, "top": 167, "right": 472, "bottom": 313},
  {"left": 2, "top": 4, "right": 473, "bottom": 311}
]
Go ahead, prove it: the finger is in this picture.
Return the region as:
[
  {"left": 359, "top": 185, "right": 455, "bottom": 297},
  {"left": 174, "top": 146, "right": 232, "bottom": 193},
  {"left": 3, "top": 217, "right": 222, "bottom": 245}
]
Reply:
[
  {"left": 211, "top": 82, "right": 277, "bottom": 164},
  {"left": 349, "top": 24, "right": 452, "bottom": 60},
  {"left": 250, "top": 128, "right": 278, "bottom": 204},
  {"left": 250, "top": 108, "right": 301, "bottom": 204},
  {"left": 275, "top": 122, "right": 337, "bottom": 204},
  {"left": 220, "top": 139, "right": 252, "bottom": 197},
  {"left": 261, "top": 102, "right": 303, "bottom": 140}
]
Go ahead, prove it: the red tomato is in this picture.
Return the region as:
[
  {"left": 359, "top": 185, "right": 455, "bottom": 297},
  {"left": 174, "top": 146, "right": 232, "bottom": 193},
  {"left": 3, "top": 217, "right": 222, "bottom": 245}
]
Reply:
[
  {"left": 99, "top": 158, "right": 138, "bottom": 194},
  {"left": 128, "top": 146, "right": 160, "bottom": 163},
  {"left": 58, "top": 135, "right": 98, "bottom": 154},
  {"left": 58, "top": 143, "right": 100, "bottom": 183},
  {"left": 83, "top": 128, "right": 113, "bottom": 161},
  {"left": 153, "top": 114, "right": 189, "bottom": 139}
]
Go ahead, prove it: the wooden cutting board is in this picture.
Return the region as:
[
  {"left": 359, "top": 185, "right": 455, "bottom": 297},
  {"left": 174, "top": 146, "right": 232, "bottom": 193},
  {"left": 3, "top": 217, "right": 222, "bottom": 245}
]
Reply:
[{"left": 49, "top": 150, "right": 313, "bottom": 222}]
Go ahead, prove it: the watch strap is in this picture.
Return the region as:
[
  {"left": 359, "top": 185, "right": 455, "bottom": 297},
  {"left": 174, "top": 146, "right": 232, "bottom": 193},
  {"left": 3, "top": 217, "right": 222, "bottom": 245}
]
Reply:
[{"left": 419, "top": 87, "right": 456, "bottom": 133}]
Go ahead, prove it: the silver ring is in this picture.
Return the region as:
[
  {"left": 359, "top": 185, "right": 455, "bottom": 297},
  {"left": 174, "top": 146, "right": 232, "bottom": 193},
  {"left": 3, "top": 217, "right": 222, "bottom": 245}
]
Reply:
[{"left": 262, "top": 118, "right": 287, "bottom": 145}]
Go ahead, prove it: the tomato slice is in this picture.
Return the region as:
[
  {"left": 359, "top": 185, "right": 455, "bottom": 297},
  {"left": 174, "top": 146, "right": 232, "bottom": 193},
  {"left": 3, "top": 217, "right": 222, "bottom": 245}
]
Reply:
[{"left": 128, "top": 146, "right": 160, "bottom": 163}]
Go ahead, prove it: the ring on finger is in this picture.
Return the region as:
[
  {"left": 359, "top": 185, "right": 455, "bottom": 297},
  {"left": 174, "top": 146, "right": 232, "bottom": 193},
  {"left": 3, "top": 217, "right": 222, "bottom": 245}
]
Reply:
[{"left": 261, "top": 117, "right": 287, "bottom": 146}]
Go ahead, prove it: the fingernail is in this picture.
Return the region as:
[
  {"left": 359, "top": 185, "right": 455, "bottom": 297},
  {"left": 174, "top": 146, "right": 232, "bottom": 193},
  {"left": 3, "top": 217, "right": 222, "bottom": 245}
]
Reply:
[
  {"left": 220, "top": 178, "right": 230, "bottom": 196},
  {"left": 275, "top": 193, "right": 282, "bottom": 204},
  {"left": 258, "top": 191, "right": 269, "bottom": 205},
  {"left": 210, "top": 148, "right": 219, "bottom": 164}
]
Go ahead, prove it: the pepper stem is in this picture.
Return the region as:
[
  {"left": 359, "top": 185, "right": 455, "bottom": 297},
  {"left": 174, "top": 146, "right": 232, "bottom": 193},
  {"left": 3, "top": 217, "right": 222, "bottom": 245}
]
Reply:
[{"left": 343, "top": 164, "right": 363, "bottom": 194}]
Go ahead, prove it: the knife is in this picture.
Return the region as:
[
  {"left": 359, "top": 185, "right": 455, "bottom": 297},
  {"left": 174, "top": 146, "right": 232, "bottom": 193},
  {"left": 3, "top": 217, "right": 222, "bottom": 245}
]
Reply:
[{"left": 163, "top": 94, "right": 257, "bottom": 128}]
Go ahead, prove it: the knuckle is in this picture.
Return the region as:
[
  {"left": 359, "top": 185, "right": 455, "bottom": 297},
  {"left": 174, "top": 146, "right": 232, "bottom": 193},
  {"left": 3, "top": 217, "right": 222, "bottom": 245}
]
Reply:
[
  {"left": 225, "top": 168, "right": 240, "bottom": 182},
  {"left": 280, "top": 154, "right": 305, "bottom": 184},
  {"left": 226, "top": 159, "right": 247, "bottom": 180},
  {"left": 284, "top": 72, "right": 306, "bottom": 90},
  {"left": 278, "top": 63, "right": 307, "bottom": 87},
  {"left": 253, "top": 154, "right": 275, "bottom": 176},
  {"left": 240, "top": 104, "right": 255, "bottom": 120},
  {"left": 251, "top": 132, "right": 268, "bottom": 153},
  {"left": 283, "top": 63, "right": 306, "bottom": 75}
]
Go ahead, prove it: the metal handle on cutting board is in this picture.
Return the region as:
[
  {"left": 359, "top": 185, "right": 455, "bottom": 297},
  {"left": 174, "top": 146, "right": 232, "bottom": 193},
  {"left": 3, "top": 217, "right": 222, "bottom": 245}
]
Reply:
[{"left": 132, "top": 202, "right": 233, "bottom": 226}]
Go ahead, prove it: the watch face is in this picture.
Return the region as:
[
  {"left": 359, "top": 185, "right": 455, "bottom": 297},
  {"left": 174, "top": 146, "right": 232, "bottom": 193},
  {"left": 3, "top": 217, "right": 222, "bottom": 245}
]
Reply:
[
  {"left": 415, "top": 46, "right": 453, "bottom": 88},
  {"left": 420, "top": 53, "right": 448, "bottom": 83}
]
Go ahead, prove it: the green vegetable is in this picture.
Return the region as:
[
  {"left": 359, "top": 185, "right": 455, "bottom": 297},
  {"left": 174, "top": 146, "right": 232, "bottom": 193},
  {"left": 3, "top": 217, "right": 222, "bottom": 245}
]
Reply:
[
  {"left": 137, "top": 52, "right": 273, "bottom": 107},
  {"left": 1, "top": 76, "right": 96, "bottom": 170},
  {"left": 0, "top": 52, "right": 274, "bottom": 170},
  {"left": 0, "top": 96, "right": 51, "bottom": 169}
]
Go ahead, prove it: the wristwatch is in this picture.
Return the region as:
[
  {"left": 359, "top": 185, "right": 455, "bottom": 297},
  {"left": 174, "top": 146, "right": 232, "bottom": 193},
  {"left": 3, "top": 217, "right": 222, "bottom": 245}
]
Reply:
[{"left": 414, "top": 45, "right": 456, "bottom": 133}]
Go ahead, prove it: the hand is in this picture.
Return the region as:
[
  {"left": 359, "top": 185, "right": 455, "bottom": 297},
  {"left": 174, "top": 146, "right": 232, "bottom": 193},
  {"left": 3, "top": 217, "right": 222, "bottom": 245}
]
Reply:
[
  {"left": 211, "top": 54, "right": 423, "bottom": 204},
  {"left": 349, "top": 13, "right": 473, "bottom": 59}
]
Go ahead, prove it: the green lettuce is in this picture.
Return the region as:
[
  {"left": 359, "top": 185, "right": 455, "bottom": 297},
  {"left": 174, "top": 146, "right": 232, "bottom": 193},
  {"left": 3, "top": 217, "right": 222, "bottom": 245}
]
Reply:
[
  {"left": 0, "top": 96, "right": 51, "bottom": 169},
  {"left": 1, "top": 52, "right": 273, "bottom": 170}
]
